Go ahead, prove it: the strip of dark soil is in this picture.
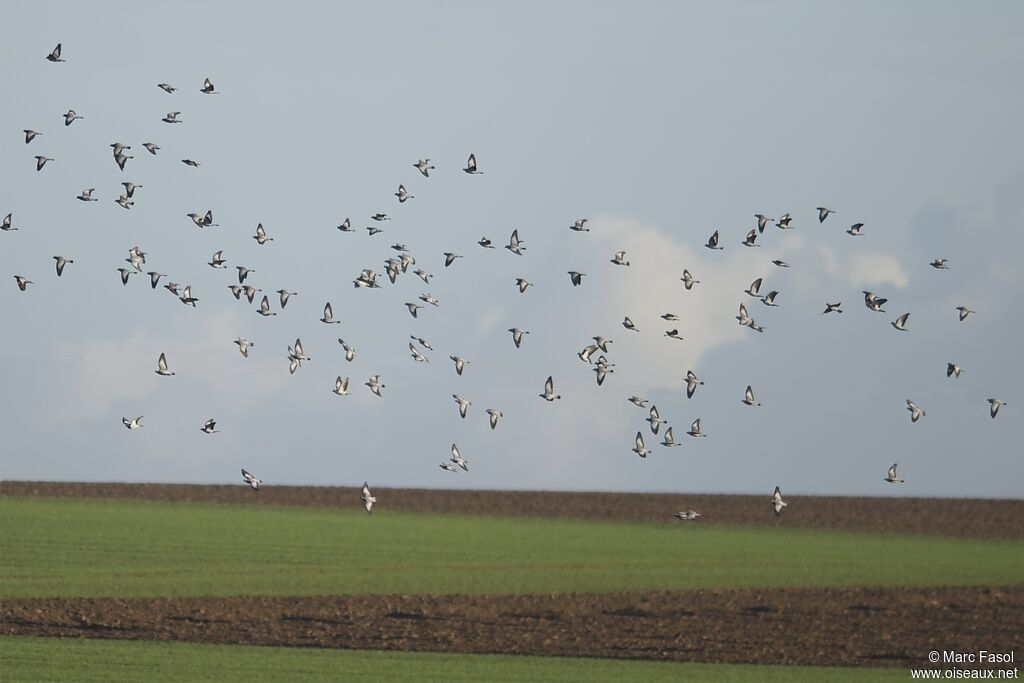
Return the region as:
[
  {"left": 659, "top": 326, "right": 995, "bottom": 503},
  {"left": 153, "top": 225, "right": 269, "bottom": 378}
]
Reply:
[
  {"left": 1, "top": 587, "right": 1019, "bottom": 667},
  {"left": 2, "top": 481, "right": 1022, "bottom": 539}
]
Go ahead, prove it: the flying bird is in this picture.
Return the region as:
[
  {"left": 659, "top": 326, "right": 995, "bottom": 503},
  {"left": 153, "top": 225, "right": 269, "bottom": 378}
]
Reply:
[
  {"left": 822, "top": 302, "right": 843, "bottom": 314},
  {"left": 930, "top": 259, "right": 949, "bottom": 270},
  {"left": 506, "top": 229, "right": 525, "bottom": 255},
  {"left": 277, "top": 289, "right": 297, "bottom": 308},
  {"left": 846, "top": 223, "right": 864, "bottom": 236},
  {"left": 162, "top": 112, "right": 182, "bottom": 124},
  {"left": 744, "top": 278, "right": 763, "bottom": 298},
  {"left": 946, "top": 362, "right": 961, "bottom": 379},
  {"left": 257, "top": 295, "right": 277, "bottom": 317},
  {"left": 863, "top": 291, "right": 887, "bottom": 312},
  {"left": 568, "top": 271, "right": 585, "bottom": 286},
  {"left": 409, "top": 343, "right": 428, "bottom": 363},
  {"left": 660, "top": 427, "right": 680, "bottom": 448},
  {"left": 321, "top": 302, "right": 340, "bottom": 324},
  {"left": 741, "top": 385, "right": 761, "bottom": 407},
  {"left": 463, "top": 153, "right": 483, "bottom": 174},
  {"left": 610, "top": 250, "right": 630, "bottom": 266},
  {"left": 414, "top": 159, "right": 435, "bottom": 177},
  {"left": 143, "top": 142, "right": 160, "bottom": 155},
  {"left": 987, "top": 399, "right": 1005, "bottom": 419},
  {"left": 444, "top": 253, "right": 463, "bottom": 267},
  {"left": 891, "top": 313, "right": 910, "bottom": 332},
  {"left": 508, "top": 327, "right": 529, "bottom": 348},
  {"left": 200, "top": 78, "right": 219, "bottom": 94},
  {"left": 122, "top": 416, "right": 143, "bottom": 430},
  {"left": 453, "top": 395, "right": 471, "bottom": 418},
  {"left": 906, "top": 399, "right": 925, "bottom": 423},
  {"left": 450, "top": 444, "right": 469, "bottom": 471},
  {"left": 395, "top": 184, "right": 413, "bottom": 202},
  {"left": 884, "top": 463, "right": 904, "bottom": 484},
  {"left": 680, "top": 269, "right": 699, "bottom": 290},
  {"left": 816, "top": 207, "right": 835, "bottom": 223},
  {"left": 179, "top": 285, "right": 198, "bottom": 307},
  {"left": 776, "top": 214, "right": 793, "bottom": 229},
  {"left": 627, "top": 396, "right": 648, "bottom": 408},
  {"left": 361, "top": 483, "right": 376, "bottom": 513},
  {"left": 46, "top": 43, "right": 65, "bottom": 62},
  {"left": 771, "top": 259, "right": 790, "bottom": 268},
  {"left": 53, "top": 256, "right": 73, "bottom": 276},
  {"left": 754, "top": 214, "right": 773, "bottom": 233},
  {"left": 155, "top": 353, "right": 175, "bottom": 376},
  {"left": 685, "top": 370, "right": 703, "bottom": 399},
  {"left": 200, "top": 419, "right": 219, "bottom": 434},
  {"left": 23, "top": 130, "right": 41, "bottom": 144},
  {"left": 157, "top": 83, "right": 177, "bottom": 93},
  {"left": 181, "top": 159, "right": 200, "bottom": 167},
  {"left": 646, "top": 405, "right": 665, "bottom": 435},
  {"left": 570, "top": 219, "right": 590, "bottom": 232},
  {"left": 760, "top": 290, "right": 780, "bottom": 307},
  {"left": 235, "top": 338, "right": 253, "bottom": 358},
  {"left": 515, "top": 278, "right": 532, "bottom": 293},
  {"left": 333, "top": 376, "right": 349, "bottom": 395},
  {"left": 955, "top": 306, "right": 975, "bottom": 322},
  {"left": 687, "top": 418, "right": 706, "bottom": 438},
  {"left": 34, "top": 155, "right": 53, "bottom": 171},
  {"left": 705, "top": 230, "right": 723, "bottom": 250},
  {"left": 664, "top": 329, "right": 683, "bottom": 341},
  {"left": 208, "top": 251, "right": 227, "bottom": 269},
  {"left": 622, "top": 316, "right": 639, "bottom": 332},
  {"left": 539, "top": 376, "right": 561, "bottom": 401},
  {"left": 742, "top": 228, "right": 759, "bottom": 247},
  {"left": 63, "top": 109, "right": 83, "bottom": 126},
  {"left": 14, "top": 276, "right": 32, "bottom": 291},
  {"left": 366, "top": 375, "right": 385, "bottom": 397},
  {"left": 632, "top": 431, "right": 651, "bottom": 458},
  {"left": 485, "top": 408, "right": 503, "bottom": 430},
  {"left": 771, "top": 486, "right": 787, "bottom": 516},
  {"left": 253, "top": 223, "right": 273, "bottom": 244},
  {"left": 1, "top": 213, "right": 16, "bottom": 231},
  {"left": 674, "top": 510, "right": 702, "bottom": 521},
  {"left": 450, "top": 356, "right": 468, "bottom": 376},
  {"left": 241, "top": 469, "right": 262, "bottom": 491}
]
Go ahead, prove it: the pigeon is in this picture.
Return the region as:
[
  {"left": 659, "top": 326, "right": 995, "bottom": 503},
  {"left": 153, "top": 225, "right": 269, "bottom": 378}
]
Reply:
[
  {"left": 162, "top": 112, "right": 182, "bottom": 124},
  {"left": 509, "top": 328, "right": 529, "bottom": 348},
  {"left": 930, "top": 259, "right": 949, "bottom": 270},
  {"left": 687, "top": 418, "right": 706, "bottom": 438},
  {"left": 2, "top": 213, "right": 17, "bottom": 231},
  {"left": 409, "top": 343, "right": 428, "bottom": 363},
  {"left": 744, "top": 278, "right": 763, "bottom": 298},
  {"left": 235, "top": 338, "right": 253, "bottom": 358},
  {"left": 411, "top": 336, "right": 433, "bottom": 351},
  {"left": 201, "top": 419, "right": 219, "bottom": 434},
  {"left": 884, "top": 463, "right": 904, "bottom": 484},
  {"left": 539, "top": 376, "right": 561, "bottom": 401},
  {"left": 181, "top": 159, "right": 200, "bottom": 167},
  {"left": 891, "top": 313, "right": 910, "bottom": 332},
  {"left": 338, "top": 339, "right": 356, "bottom": 362},
  {"left": 737, "top": 303, "right": 752, "bottom": 326},
  {"left": 337, "top": 218, "right": 353, "bottom": 232},
  {"left": 741, "top": 228, "right": 759, "bottom": 247},
  {"left": 705, "top": 230, "right": 722, "bottom": 250},
  {"left": 771, "top": 486, "right": 787, "bottom": 516},
  {"left": 157, "top": 83, "right": 177, "bottom": 93},
  {"left": 632, "top": 431, "right": 651, "bottom": 458},
  {"left": 371, "top": 213, "right": 390, "bottom": 222},
  {"left": 741, "top": 385, "right": 761, "bottom": 407},
  {"left": 578, "top": 344, "right": 599, "bottom": 364},
  {"left": 646, "top": 405, "right": 665, "bottom": 435},
  {"left": 674, "top": 510, "right": 702, "bottom": 521},
  {"left": 121, "top": 182, "right": 143, "bottom": 199},
  {"left": 660, "top": 427, "right": 680, "bottom": 448},
  {"left": 34, "top": 155, "right": 53, "bottom": 171},
  {"left": 229, "top": 285, "right": 244, "bottom": 300},
  {"left": 610, "top": 250, "right": 630, "bottom": 265},
  {"left": 111, "top": 142, "right": 131, "bottom": 156},
  {"left": 257, "top": 295, "right": 277, "bottom": 317},
  {"left": 53, "top": 256, "right": 73, "bottom": 276},
  {"left": 906, "top": 399, "right": 925, "bottom": 422},
  {"left": 776, "top": 214, "right": 793, "bottom": 230},
  {"left": 366, "top": 375, "right": 385, "bottom": 397},
  {"left": 987, "top": 399, "right": 1005, "bottom": 419},
  {"left": 450, "top": 443, "right": 469, "bottom": 471},
  {"left": 443, "top": 253, "right": 463, "bottom": 267},
  {"left": 515, "top": 278, "right": 532, "bottom": 293},
  {"left": 200, "top": 78, "right": 219, "bottom": 94},
  {"left": 439, "top": 462, "right": 459, "bottom": 473},
  {"left": 771, "top": 259, "right": 790, "bottom": 268},
  {"left": 243, "top": 286, "right": 260, "bottom": 304},
  {"left": 955, "top": 306, "right": 975, "bottom": 322},
  {"left": 627, "top": 396, "right": 648, "bottom": 408},
  {"left": 822, "top": 302, "right": 843, "bottom": 314},
  {"left": 163, "top": 282, "right": 180, "bottom": 296},
  {"left": 179, "top": 285, "right": 198, "bottom": 307},
  {"left": 277, "top": 289, "right": 296, "bottom": 308},
  {"left": 419, "top": 293, "right": 440, "bottom": 307},
  {"left": 570, "top": 219, "right": 590, "bottom": 232},
  {"left": 13, "top": 276, "right": 33, "bottom": 291},
  {"left": 506, "top": 229, "right": 525, "bottom": 255},
  {"left": 680, "top": 269, "right": 699, "bottom": 290},
  {"left": 450, "top": 356, "right": 468, "bottom": 376},
  {"left": 114, "top": 152, "right": 132, "bottom": 171},
  {"left": 664, "top": 329, "right": 683, "bottom": 341},
  {"left": 395, "top": 184, "right": 413, "bottom": 202},
  {"left": 568, "top": 271, "right": 585, "bottom": 286},
  {"left": 946, "top": 362, "right": 961, "bottom": 379},
  {"left": 414, "top": 159, "right": 435, "bottom": 177},
  {"left": 241, "top": 469, "right": 262, "bottom": 491},
  {"left": 46, "top": 43, "right": 65, "bottom": 62},
  {"left": 208, "top": 251, "right": 227, "bottom": 269},
  {"left": 155, "top": 353, "right": 175, "bottom": 376},
  {"left": 360, "top": 483, "right": 376, "bottom": 513},
  {"left": 760, "top": 290, "right": 779, "bottom": 307},
  {"left": 321, "top": 302, "right": 341, "bottom": 324},
  {"left": 846, "top": 223, "right": 864, "bottom": 236},
  {"left": 122, "top": 416, "right": 143, "bottom": 430},
  {"left": 143, "top": 143, "right": 160, "bottom": 155},
  {"left": 453, "top": 395, "right": 471, "bottom": 418},
  {"left": 62, "top": 109, "right": 83, "bottom": 127},
  {"left": 594, "top": 362, "right": 613, "bottom": 386},
  {"left": 485, "top": 409, "right": 503, "bottom": 430},
  {"left": 115, "top": 195, "right": 134, "bottom": 210},
  {"left": 23, "top": 130, "right": 41, "bottom": 144},
  {"left": 622, "top": 316, "right": 639, "bottom": 332},
  {"left": 863, "top": 291, "right": 887, "bottom": 312},
  {"left": 333, "top": 376, "right": 349, "bottom": 396},
  {"left": 463, "top": 153, "right": 483, "bottom": 174},
  {"left": 755, "top": 214, "right": 773, "bottom": 233},
  {"left": 817, "top": 207, "right": 835, "bottom": 223},
  {"left": 478, "top": 237, "right": 495, "bottom": 249},
  {"left": 414, "top": 269, "right": 433, "bottom": 284},
  {"left": 685, "top": 370, "right": 704, "bottom": 398}
]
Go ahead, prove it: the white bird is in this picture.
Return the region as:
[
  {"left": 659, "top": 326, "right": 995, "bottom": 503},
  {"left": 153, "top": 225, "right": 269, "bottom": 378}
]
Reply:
[
  {"left": 277, "top": 289, "right": 297, "bottom": 308},
  {"left": 891, "top": 312, "right": 910, "bottom": 332},
  {"left": 627, "top": 396, "right": 648, "bottom": 408},
  {"left": 453, "top": 394, "right": 471, "bottom": 418},
  {"left": 62, "top": 109, "right": 83, "bottom": 126},
  {"left": 863, "top": 291, "right": 887, "bottom": 312},
  {"left": 846, "top": 223, "right": 864, "bottom": 236},
  {"left": 741, "top": 385, "right": 761, "bottom": 407},
  {"left": 361, "top": 483, "right": 376, "bottom": 513},
  {"left": 570, "top": 218, "right": 590, "bottom": 232},
  {"left": 515, "top": 278, "right": 532, "bottom": 293},
  {"left": 439, "top": 462, "right": 459, "bottom": 473},
  {"left": 770, "top": 486, "right": 787, "bottom": 516},
  {"left": 414, "top": 159, "right": 435, "bottom": 177},
  {"left": 201, "top": 419, "right": 219, "bottom": 434},
  {"left": 143, "top": 143, "right": 160, "bottom": 155},
  {"left": 485, "top": 408, "right": 503, "bottom": 430},
  {"left": 155, "top": 352, "right": 175, "bottom": 376},
  {"left": 760, "top": 290, "right": 779, "bottom": 307},
  {"left": 594, "top": 362, "right": 613, "bottom": 386},
  {"left": 241, "top": 469, "right": 262, "bottom": 491},
  {"left": 414, "top": 269, "right": 433, "bottom": 284},
  {"left": 687, "top": 418, "right": 706, "bottom": 438},
  {"left": 200, "top": 77, "right": 219, "bottom": 94},
  {"left": 680, "top": 269, "right": 699, "bottom": 290},
  {"left": 685, "top": 370, "right": 703, "bottom": 399},
  {"left": 622, "top": 316, "right": 639, "bottom": 332},
  {"left": 257, "top": 295, "right": 277, "bottom": 317},
  {"left": 817, "top": 207, "right": 835, "bottom": 223},
  {"left": 946, "top": 362, "right": 961, "bottom": 379},
  {"left": 930, "top": 258, "right": 949, "bottom": 270},
  {"left": 115, "top": 195, "right": 134, "bottom": 210},
  {"left": 506, "top": 229, "right": 525, "bottom": 255},
  {"left": 77, "top": 188, "right": 97, "bottom": 202},
  {"left": 568, "top": 271, "right": 585, "bottom": 286},
  {"left": 333, "top": 376, "right": 350, "bottom": 396},
  {"left": 987, "top": 398, "right": 1005, "bottom": 419},
  {"left": 539, "top": 376, "right": 561, "bottom": 401},
  {"left": 737, "top": 303, "right": 752, "bottom": 326},
  {"left": 450, "top": 444, "right": 469, "bottom": 471},
  {"left": 321, "top": 302, "right": 341, "bottom": 324},
  {"left": 395, "top": 184, "right": 413, "bottom": 202},
  {"left": 776, "top": 214, "right": 793, "bottom": 229},
  {"left": 53, "top": 256, "right": 73, "bottom": 277},
  {"left": 509, "top": 328, "right": 529, "bottom": 348},
  {"left": 744, "top": 278, "right": 763, "bottom": 298},
  {"left": 822, "top": 302, "right": 843, "bottom": 314},
  {"left": 674, "top": 510, "right": 702, "bottom": 521},
  {"left": 632, "top": 431, "right": 651, "bottom": 458},
  {"left": 578, "top": 344, "right": 599, "bottom": 364},
  {"left": 253, "top": 223, "right": 273, "bottom": 245},
  {"left": 338, "top": 339, "right": 356, "bottom": 362},
  {"left": 409, "top": 343, "right": 429, "bottom": 363},
  {"left": 208, "top": 251, "right": 227, "bottom": 269},
  {"left": 419, "top": 292, "right": 440, "bottom": 307},
  {"left": 235, "top": 338, "right": 253, "bottom": 358},
  {"left": 179, "top": 285, "right": 198, "bottom": 307},
  {"left": 646, "top": 405, "right": 665, "bottom": 435},
  {"left": 705, "top": 230, "right": 722, "bottom": 250},
  {"left": 610, "top": 250, "right": 630, "bottom": 266},
  {"left": 955, "top": 306, "right": 975, "bottom": 322},
  {"left": 366, "top": 375, "right": 385, "bottom": 397},
  {"left": 884, "top": 463, "right": 904, "bottom": 484},
  {"left": 122, "top": 416, "right": 143, "bottom": 430},
  {"left": 450, "top": 356, "right": 468, "bottom": 376},
  {"left": 906, "top": 399, "right": 926, "bottom": 423},
  {"left": 463, "top": 153, "right": 483, "bottom": 174},
  {"left": 660, "top": 427, "right": 680, "bottom": 448}
]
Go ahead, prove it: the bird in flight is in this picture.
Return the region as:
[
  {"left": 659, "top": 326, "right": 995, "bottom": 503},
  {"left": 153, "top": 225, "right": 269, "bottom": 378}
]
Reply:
[
  {"left": 241, "top": 469, "right": 262, "bottom": 491},
  {"left": 891, "top": 312, "right": 910, "bottom": 332},
  {"left": 122, "top": 416, "right": 144, "bottom": 430},
  {"left": 414, "top": 159, "right": 435, "bottom": 177},
  {"left": 884, "top": 463, "right": 904, "bottom": 484},
  {"left": 705, "top": 230, "right": 723, "bottom": 250},
  {"left": 53, "top": 256, "right": 73, "bottom": 277},
  {"left": 987, "top": 399, "right": 1005, "bottom": 419},
  {"left": 770, "top": 486, "right": 787, "bottom": 516},
  {"left": 155, "top": 353, "right": 175, "bottom": 376},
  {"left": 675, "top": 510, "right": 702, "bottom": 521},
  {"left": 906, "top": 399, "right": 925, "bottom": 423},
  {"left": 361, "top": 483, "right": 377, "bottom": 513},
  {"left": 539, "top": 376, "right": 561, "bottom": 401},
  {"left": 200, "top": 419, "right": 219, "bottom": 434},
  {"left": 632, "top": 431, "right": 651, "bottom": 458},
  {"left": 46, "top": 43, "right": 65, "bottom": 62},
  {"left": 685, "top": 370, "right": 703, "bottom": 399},
  {"left": 200, "top": 78, "right": 219, "bottom": 94},
  {"left": 946, "top": 362, "right": 961, "bottom": 379},
  {"left": 463, "top": 153, "right": 483, "bottom": 174},
  {"left": 822, "top": 302, "right": 842, "bottom": 315},
  {"left": 741, "top": 385, "right": 761, "bottom": 407}
]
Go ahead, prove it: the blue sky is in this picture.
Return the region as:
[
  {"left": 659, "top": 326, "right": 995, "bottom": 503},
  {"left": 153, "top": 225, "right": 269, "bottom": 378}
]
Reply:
[{"left": 1, "top": 2, "right": 1021, "bottom": 497}]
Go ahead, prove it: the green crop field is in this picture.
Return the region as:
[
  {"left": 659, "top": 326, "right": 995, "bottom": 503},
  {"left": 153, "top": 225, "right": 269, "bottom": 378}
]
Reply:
[
  {"left": 0, "top": 636, "right": 907, "bottom": 682},
  {"left": 1, "top": 496, "right": 1021, "bottom": 598}
]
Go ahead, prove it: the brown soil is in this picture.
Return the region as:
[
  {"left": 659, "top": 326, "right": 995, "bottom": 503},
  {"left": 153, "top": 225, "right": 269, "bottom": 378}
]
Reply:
[
  {"left": 2, "top": 586, "right": 1020, "bottom": 668},
  {"left": 2, "top": 481, "right": 1022, "bottom": 538}
]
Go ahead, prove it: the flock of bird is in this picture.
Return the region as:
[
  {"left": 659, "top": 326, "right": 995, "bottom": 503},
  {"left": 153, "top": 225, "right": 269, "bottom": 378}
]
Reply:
[{"left": 4, "top": 43, "right": 1009, "bottom": 521}]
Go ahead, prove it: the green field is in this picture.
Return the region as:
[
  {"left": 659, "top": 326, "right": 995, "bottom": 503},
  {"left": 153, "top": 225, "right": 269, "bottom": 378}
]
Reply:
[
  {"left": 0, "top": 636, "right": 907, "bottom": 682},
  {"left": 1, "top": 496, "right": 1021, "bottom": 598}
]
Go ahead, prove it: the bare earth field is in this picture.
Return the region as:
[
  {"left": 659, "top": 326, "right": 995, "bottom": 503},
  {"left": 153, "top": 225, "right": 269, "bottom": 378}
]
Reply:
[
  {"left": 3, "top": 481, "right": 1022, "bottom": 538},
  {"left": 2, "top": 587, "right": 1020, "bottom": 668}
]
